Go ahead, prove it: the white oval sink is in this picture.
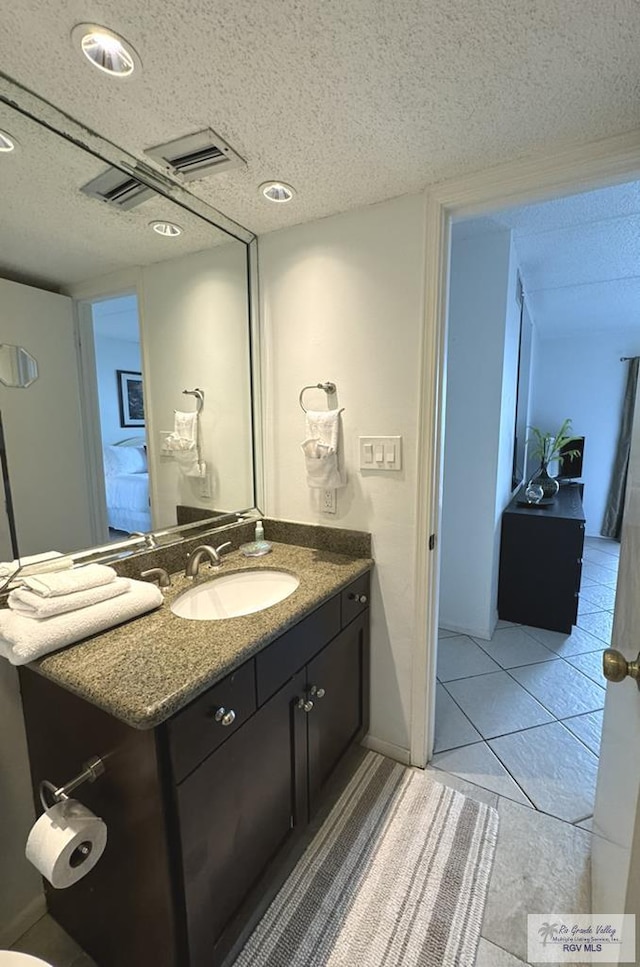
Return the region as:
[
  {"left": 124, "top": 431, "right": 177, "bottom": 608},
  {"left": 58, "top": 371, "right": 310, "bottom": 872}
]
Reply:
[{"left": 171, "top": 569, "right": 300, "bottom": 620}]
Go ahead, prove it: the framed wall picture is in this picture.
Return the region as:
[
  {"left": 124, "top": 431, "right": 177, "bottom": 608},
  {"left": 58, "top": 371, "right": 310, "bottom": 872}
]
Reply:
[{"left": 116, "top": 370, "right": 145, "bottom": 428}]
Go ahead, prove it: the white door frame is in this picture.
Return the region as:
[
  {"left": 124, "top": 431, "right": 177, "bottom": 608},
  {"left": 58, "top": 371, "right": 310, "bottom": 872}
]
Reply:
[{"left": 410, "top": 128, "right": 640, "bottom": 768}]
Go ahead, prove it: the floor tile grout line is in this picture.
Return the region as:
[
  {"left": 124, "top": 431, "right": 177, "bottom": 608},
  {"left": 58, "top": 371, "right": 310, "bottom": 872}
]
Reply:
[
  {"left": 495, "top": 793, "right": 597, "bottom": 835},
  {"left": 437, "top": 680, "right": 491, "bottom": 743},
  {"left": 480, "top": 739, "right": 538, "bottom": 810},
  {"left": 429, "top": 752, "right": 535, "bottom": 810},
  {"left": 556, "top": 717, "right": 601, "bottom": 759},
  {"left": 501, "top": 655, "right": 606, "bottom": 720}
]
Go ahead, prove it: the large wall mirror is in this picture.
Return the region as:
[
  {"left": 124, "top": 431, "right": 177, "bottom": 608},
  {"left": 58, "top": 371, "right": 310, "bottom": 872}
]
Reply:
[{"left": 0, "top": 87, "right": 258, "bottom": 566}]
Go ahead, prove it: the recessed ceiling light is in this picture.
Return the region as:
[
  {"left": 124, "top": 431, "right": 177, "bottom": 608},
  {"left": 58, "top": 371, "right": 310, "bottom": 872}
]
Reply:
[
  {"left": 71, "top": 24, "right": 140, "bottom": 77},
  {"left": 260, "top": 181, "right": 295, "bottom": 203},
  {"left": 0, "top": 131, "right": 16, "bottom": 153},
  {"left": 149, "top": 221, "right": 183, "bottom": 237}
]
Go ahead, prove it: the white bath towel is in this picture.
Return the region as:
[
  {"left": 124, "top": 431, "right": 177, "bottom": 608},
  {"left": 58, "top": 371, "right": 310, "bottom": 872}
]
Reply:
[
  {"left": 8, "top": 577, "right": 130, "bottom": 619},
  {"left": 0, "top": 579, "right": 163, "bottom": 666},
  {"left": 21, "top": 563, "right": 117, "bottom": 598},
  {"left": 0, "top": 551, "right": 67, "bottom": 579},
  {"left": 301, "top": 409, "right": 345, "bottom": 489}
]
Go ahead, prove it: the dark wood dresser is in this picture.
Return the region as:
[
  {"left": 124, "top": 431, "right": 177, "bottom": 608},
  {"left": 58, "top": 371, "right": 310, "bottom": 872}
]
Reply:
[{"left": 498, "top": 483, "right": 586, "bottom": 634}]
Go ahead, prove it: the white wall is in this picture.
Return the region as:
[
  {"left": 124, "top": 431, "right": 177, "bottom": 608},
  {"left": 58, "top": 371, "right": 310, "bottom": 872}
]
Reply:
[
  {"left": 259, "top": 194, "right": 426, "bottom": 757},
  {"left": 530, "top": 329, "right": 640, "bottom": 535},
  {"left": 0, "top": 278, "right": 94, "bottom": 556},
  {"left": 439, "top": 228, "right": 521, "bottom": 638},
  {"left": 141, "top": 243, "right": 253, "bottom": 526},
  {"left": 94, "top": 334, "right": 142, "bottom": 445}
]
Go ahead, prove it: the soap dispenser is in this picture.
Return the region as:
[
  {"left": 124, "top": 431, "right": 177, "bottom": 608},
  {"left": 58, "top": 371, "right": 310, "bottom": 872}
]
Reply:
[{"left": 240, "top": 520, "right": 272, "bottom": 557}]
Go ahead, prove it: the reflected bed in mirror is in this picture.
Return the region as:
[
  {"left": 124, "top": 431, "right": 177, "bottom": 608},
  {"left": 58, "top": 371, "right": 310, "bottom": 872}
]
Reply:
[{"left": 0, "top": 87, "right": 259, "bottom": 567}]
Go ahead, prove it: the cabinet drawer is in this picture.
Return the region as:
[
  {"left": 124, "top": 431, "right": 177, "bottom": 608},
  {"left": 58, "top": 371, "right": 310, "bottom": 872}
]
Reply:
[
  {"left": 256, "top": 596, "right": 341, "bottom": 706},
  {"left": 341, "top": 572, "right": 371, "bottom": 627},
  {"left": 169, "top": 661, "right": 257, "bottom": 783}
]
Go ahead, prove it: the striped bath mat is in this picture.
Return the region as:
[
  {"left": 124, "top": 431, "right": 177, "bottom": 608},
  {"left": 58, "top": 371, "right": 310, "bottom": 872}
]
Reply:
[{"left": 233, "top": 752, "right": 498, "bottom": 967}]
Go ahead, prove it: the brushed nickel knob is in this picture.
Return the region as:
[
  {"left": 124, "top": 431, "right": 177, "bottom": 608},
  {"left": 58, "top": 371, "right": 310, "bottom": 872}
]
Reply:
[
  {"left": 296, "top": 698, "right": 314, "bottom": 713},
  {"left": 348, "top": 592, "right": 368, "bottom": 604},
  {"left": 316, "top": 687, "right": 326, "bottom": 698},
  {"left": 213, "top": 706, "right": 236, "bottom": 725},
  {"left": 308, "top": 685, "right": 326, "bottom": 699},
  {"left": 603, "top": 649, "right": 640, "bottom": 687}
]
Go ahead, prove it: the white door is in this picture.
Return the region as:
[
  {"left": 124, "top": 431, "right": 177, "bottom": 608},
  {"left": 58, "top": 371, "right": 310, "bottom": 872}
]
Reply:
[{"left": 592, "top": 381, "right": 640, "bottom": 962}]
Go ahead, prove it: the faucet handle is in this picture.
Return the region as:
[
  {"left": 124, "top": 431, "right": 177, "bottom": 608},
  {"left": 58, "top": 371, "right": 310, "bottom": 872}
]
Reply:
[
  {"left": 214, "top": 541, "right": 232, "bottom": 558},
  {"left": 141, "top": 567, "right": 171, "bottom": 588}
]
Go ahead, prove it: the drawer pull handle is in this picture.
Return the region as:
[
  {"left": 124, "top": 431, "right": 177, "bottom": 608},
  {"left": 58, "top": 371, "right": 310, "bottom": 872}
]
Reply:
[
  {"left": 308, "top": 685, "right": 326, "bottom": 699},
  {"left": 348, "top": 592, "right": 368, "bottom": 604},
  {"left": 296, "top": 698, "right": 314, "bottom": 713},
  {"left": 213, "top": 707, "right": 236, "bottom": 727}
]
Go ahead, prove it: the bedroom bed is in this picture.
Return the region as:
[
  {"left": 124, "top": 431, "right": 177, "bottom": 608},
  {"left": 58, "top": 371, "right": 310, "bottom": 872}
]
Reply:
[{"left": 103, "top": 438, "right": 151, "bottom": 534}]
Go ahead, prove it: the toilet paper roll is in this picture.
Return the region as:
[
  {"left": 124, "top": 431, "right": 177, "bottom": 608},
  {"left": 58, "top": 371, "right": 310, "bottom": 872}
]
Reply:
[{"left": 25, "top": 799, "right": 107, "bottom": 889}]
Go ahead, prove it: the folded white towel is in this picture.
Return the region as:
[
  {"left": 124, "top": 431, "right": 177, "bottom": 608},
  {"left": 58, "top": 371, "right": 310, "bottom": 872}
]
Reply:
[
  {"left": 0, "top": 580, "right": 163, "bottom": 665},
  {"left": 0, "top": 551, "right": 67, "bottom": 579},
  {"left": 21, "top": 563, "right": 117, "bottom": 598},
  {"left": 8, "top": 577, "right": 130, "bottom": 619},
  {"left": 301, "top": 409, "right": 345, "bottom": 489}
]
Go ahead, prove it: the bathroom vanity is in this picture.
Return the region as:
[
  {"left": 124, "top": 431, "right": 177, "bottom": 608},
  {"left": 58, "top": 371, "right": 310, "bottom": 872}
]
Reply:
[{"left": 18, "top": 541, "right": 371, "bottom": 967}]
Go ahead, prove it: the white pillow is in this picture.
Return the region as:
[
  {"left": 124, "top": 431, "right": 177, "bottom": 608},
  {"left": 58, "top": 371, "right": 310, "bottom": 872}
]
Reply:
[{"left": 103, "top": 445, "right": 147, "bottom": 475}]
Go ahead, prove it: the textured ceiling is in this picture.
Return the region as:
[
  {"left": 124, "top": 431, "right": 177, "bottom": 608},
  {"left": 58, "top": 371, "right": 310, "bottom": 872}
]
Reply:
[
  {"left": 2, "top": 0, "right": 640, "bottom": 237},
  {"left": 458, "top": 182, "right": 640, "bottom": 337},
  {"left": 0, "top": 103, "right": 237, "bottom": 290}
]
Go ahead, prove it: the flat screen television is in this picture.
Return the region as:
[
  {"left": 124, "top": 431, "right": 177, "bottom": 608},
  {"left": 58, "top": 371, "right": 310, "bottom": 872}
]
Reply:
[{"left": 557, "top": 436, "right": 585, "bottom": 480}]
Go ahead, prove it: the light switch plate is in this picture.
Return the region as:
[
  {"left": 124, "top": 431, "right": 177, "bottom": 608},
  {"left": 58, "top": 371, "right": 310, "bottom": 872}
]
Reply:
[{"left": 359, "top": 436, "right": 402, "bottom": 471}]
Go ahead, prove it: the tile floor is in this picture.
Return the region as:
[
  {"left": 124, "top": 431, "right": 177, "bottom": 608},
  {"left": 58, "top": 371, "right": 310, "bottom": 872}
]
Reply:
[
  {"left": 427, "top": 767, "right": 592, "bottom": 966},
  {"left": 432, "top": 535, "right": 619, "bottom": 828}
]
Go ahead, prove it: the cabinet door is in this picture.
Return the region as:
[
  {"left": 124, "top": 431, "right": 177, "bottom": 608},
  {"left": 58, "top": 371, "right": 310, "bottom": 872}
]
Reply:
[
  {"left": 177, "top": 670, "right": 307, "bottom": 967},
  {"left": 306, "top": 613, "right": 368, "bottom": 815}
]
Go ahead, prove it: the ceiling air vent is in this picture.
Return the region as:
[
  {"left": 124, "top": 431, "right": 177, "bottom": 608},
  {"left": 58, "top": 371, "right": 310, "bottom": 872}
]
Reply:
[
  {"left": 145, "top": 129, "right": 245, "bottom": 182},
  {"left": 81, "top": 167, "right": 156, "bottom": 210}
]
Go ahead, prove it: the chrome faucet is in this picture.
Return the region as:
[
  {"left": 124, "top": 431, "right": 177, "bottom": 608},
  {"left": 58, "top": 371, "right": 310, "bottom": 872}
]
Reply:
[{"left": 185, "top": 542, "right": 232, "bottom": 578}]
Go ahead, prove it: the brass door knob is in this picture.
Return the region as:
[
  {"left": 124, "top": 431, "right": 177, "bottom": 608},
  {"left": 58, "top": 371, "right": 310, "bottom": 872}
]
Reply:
[{"left": 603, "top": 649, "right": 640, "bottom": 686}]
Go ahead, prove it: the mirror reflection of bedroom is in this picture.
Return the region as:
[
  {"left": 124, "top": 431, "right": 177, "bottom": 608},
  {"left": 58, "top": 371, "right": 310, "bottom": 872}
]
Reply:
[{"left": 89, "top": 294, "right": 149, "bottom": 541}]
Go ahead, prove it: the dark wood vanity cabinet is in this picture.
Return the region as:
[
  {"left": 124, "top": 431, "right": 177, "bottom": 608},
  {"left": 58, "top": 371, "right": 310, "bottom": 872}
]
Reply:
[{"left": 19, "top": 571, "right": 370, "bottom": 967}]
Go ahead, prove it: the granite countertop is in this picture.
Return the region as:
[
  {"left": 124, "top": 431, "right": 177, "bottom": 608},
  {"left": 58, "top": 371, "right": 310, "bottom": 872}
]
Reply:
[{"left": 31, "top": 542, "right": 372, "bottom": 730}]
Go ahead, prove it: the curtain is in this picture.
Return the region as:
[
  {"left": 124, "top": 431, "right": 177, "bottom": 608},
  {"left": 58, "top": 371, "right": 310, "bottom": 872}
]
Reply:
[{"left": 602, "top": 356, "right": 640, "bottom": 539}]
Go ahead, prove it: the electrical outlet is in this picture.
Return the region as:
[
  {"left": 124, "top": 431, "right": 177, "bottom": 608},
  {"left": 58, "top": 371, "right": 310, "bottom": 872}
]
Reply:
[
  {"left": 322, "top": 488, "right": 337, "bottom": 514},
  {"left": 199, "top": 472, "right": 212, "bottom": 499}
]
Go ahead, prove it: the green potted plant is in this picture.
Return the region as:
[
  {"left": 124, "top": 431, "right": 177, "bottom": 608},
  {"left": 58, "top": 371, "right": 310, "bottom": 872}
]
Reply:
[{"left": 526, "top": 419, "right": 581, "bottom": 499}]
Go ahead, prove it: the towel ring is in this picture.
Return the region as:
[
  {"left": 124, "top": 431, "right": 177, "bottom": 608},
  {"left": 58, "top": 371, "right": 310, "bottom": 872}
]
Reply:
[
  {"left": 299, "top": 382, "right": 337, "bottom": 413},
  {"left": 183, "top": 388, "right": 204, "bottom": 414}
]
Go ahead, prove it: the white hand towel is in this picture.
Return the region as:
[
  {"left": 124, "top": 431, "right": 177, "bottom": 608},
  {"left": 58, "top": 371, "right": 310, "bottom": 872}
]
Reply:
[
  {"left": 163, "top": 411, "right": 198, "bottom": 451},
  {"left": 21, "top": 563, "right": 117, "bottom": 598},
  {"left": 8, "top": 577, "right": 130, "bottom": 619},
  {"left": 301, "top": 409, "right": 345, "bottom": 489},
  {"left": 0, "top": 551, "right": 67, "bottom": 579},
  {"left": 0, "top": 580, "right": 163, "bottom": 666}
]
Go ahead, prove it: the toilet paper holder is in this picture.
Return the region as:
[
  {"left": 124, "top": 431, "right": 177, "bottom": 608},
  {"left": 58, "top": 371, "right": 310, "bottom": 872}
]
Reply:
[{"left": 39, "top": 755, "right": 106, "bottom": 810}]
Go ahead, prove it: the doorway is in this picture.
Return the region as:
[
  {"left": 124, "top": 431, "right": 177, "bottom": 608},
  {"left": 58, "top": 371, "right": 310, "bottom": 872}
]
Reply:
[
  {"left": 76, "top": 292, "right": 149, "bottom": 545},
  {"left": 412, "top": 139, "right": 640, "bottom": 961},
  {"left": 431, "top": 187, "right": 636, "bottom": 826}
]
